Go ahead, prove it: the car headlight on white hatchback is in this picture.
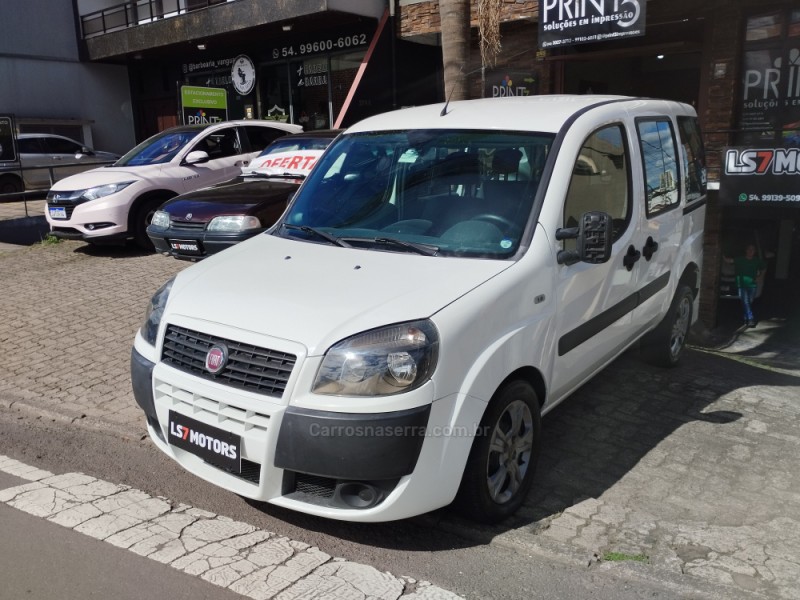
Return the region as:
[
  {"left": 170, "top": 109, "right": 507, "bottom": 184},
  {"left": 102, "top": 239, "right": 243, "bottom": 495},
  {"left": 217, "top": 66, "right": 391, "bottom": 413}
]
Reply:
[
  {"left": 207, "top": 215, "right": 261, "bottom": 232},
  {"left": 141, "top": 277, "right": 174, "bottom": 346},
  {"left": 81, "top": 181, "right": 136, "bottom": 201},
  {"left": 313, "top": 320, "right": 439, "bottom": 397}
]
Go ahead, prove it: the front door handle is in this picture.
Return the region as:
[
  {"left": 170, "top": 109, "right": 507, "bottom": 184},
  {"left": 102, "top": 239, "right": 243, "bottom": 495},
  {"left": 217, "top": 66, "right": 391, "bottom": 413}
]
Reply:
[
  {"left": 623, "top": 244, "right": 641, "bottom": 271},
  {"left": 642, "top": 236, "right": 659, "bottom": 261}
]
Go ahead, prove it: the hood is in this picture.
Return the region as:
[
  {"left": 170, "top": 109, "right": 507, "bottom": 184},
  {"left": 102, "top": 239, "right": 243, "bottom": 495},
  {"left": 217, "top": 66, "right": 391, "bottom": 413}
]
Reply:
[
  {"left": 161, "top": 178, "right": 297, "bottom": 222},
  {"left": 49, "top": 166, "right": 156, "bottom": 191},
  {"left": 167, "top": 234, "right": 512, "bottom": 356}
]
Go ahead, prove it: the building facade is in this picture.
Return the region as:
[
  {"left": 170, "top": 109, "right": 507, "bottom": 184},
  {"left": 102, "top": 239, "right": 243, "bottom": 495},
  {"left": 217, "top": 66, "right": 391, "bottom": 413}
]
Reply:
[{"left": 4, "top": 0, "right": 798, "bottom": 327}]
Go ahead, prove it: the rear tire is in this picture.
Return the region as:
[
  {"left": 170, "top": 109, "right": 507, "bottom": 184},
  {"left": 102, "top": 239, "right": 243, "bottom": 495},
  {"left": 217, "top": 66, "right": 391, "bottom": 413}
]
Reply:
[
  {"left": 455, "top": 380, "right": 541, "bottom": 524},
  {"left": 0, "top": 174, "right": 23, "bottom": 198},
  {"left": 640, "top": 283, "right": 693, "bottom": 368}
]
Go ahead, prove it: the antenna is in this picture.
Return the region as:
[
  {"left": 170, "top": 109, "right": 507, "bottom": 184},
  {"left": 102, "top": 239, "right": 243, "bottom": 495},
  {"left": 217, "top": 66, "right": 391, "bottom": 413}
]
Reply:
[{"left": 440, "top": 65, "right": 464, "bottom": 117}]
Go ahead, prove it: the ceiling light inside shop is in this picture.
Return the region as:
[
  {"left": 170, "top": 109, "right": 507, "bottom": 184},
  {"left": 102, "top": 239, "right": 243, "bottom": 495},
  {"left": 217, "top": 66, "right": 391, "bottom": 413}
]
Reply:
[
  {"left": 197, "top": 43, "right": 207, "bottom": 50},
  {"left": 657, "top": 54, "right": 665, "bottom": 60},
  {"left": 282, "top": 24, "right": 293, "bottom": 32}
]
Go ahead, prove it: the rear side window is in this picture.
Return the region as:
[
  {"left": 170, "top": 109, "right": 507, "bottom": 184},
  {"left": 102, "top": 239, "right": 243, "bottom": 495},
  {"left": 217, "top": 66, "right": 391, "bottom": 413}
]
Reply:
[
  {"left": 194, "top": 128, "right": 241, "bottom": 159},
  {"left": 243, "top": 126, "right": 285, "bottom": 152},
  {"left": 563, "top": 124, "right": 631, "bottom": 245},
  {"left": 42, "top": 137, "right": 82, "bottom": 154},
  {"left": 18, "top": 138, "right": 44, "bottom": 153},
  {"left": 677, "top": 117, "right": 707, "bottom": 203},
  {"left": 637, "top": 119, "right": 679, "bottom": 216}
]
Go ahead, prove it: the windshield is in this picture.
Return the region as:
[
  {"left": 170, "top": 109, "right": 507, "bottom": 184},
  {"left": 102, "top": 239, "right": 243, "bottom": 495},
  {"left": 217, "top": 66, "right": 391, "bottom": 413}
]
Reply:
[
  {"left": 279, "top": 129, "right": 554, "bottom": 258},
  {"left": 243, "top": 135, "right": 335, "bottom": 177},
  {"left": 116, "top": 130, "right": 201, "bottom": 166}
]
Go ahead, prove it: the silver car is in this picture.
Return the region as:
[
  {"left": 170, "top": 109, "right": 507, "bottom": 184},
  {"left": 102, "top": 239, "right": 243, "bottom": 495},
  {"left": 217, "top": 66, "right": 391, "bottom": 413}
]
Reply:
[{"left": 1, "top": 133, "right": 119, "bottom": 194}]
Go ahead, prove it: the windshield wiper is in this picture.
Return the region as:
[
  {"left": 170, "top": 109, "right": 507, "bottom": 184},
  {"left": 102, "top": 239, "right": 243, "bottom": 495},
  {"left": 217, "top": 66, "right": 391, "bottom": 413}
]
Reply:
[
  {"left": 367, "top": 237, "right": 439, "bottom": 256},
  {"left": 282, "top": 224, "right": 351, "bottom": 247},
  {"left": 243, "top": 172, "right": 306, "bottom": 179}
]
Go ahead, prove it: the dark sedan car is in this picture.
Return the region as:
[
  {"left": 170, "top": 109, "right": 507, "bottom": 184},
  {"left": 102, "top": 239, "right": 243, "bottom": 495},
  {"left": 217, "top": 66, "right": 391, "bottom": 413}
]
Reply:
[{"left": 147, "top": 130, "right": 339, "bottom": 260}]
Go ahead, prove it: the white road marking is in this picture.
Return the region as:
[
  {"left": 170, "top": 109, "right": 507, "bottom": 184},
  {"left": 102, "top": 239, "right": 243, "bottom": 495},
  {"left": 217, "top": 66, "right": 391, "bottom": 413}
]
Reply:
[{"left": 0, "top": 455, "right": 462, "bottom": 600}]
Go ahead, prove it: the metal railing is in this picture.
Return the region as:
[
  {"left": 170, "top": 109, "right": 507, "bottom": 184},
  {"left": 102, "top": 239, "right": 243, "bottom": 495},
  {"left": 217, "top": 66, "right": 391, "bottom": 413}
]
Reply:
[
  {"left": 80, "top": 0, "right": 232, "bottom": 39},
  {"left": 0, "top": 160, "right": 117, "bottom": 202}
]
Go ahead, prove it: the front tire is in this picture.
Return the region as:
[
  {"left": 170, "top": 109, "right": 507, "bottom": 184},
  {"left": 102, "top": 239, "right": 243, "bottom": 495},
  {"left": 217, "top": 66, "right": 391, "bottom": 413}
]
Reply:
[
  {"left": 455, "top": 380, "right": 541, "bottom": 523},
  {"left": 132, "top": 197, "right": 165, "bottom": 251},
  {"left": 640, "top": 283, "right": 693, "bottom": 367}
]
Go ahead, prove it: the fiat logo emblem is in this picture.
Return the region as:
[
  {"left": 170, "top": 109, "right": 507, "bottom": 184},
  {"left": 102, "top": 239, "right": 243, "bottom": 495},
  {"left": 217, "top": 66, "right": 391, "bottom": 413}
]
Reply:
[{"left": 205, "top": 344, "right": 228, "bottom": 374}]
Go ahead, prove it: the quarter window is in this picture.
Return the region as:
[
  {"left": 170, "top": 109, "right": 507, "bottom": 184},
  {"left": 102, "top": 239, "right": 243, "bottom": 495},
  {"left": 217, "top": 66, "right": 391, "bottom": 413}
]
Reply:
[
  {"left": 637, "top": 119, "right": 680, "bottom": 216},
  {"left": 563, "top": 124, "right": 631, "bottom": 244},
  {"left": 677, "top": 117, "right": 707, "bottom": 204}
]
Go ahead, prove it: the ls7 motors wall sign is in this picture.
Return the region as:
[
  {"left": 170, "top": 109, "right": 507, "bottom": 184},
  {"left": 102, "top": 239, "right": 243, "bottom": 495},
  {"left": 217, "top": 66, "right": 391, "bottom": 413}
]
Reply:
[
  {"left": 231, "top": 55, "right": 256, "bottom": 96},
  {"left": 539, "top": 0, "right": 646, "bottom": 49},
  {"left": 720, "top": 146, "right": 800, "bottom": 205}
]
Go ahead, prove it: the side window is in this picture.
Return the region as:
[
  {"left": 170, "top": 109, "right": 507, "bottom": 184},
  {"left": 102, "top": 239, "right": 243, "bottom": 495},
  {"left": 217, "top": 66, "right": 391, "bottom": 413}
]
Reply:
[
  {"left": 18, "top": 138, "right": 44, "bottom": 154},
  {"left": 194, "top": 128, "right": 240, "bottom": 159},
  {"left": 243, "top": 126, "right": 284, "bottom": 153},
  {"left": 677, "top": 116, "right": 707, "bottom": 203},
  {"left": 563, "top": 124, "right": 631, "bottom": 246},
  {"left": 637, "top": 119, "right": 680, "bottom": 215},
  {"left": 43, "top": 137, "right": 82, "bottom": 154}
]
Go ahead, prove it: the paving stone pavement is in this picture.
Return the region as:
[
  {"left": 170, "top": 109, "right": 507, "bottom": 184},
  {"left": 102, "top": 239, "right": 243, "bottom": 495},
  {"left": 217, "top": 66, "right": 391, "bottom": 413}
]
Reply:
[{"left": 1, "top": 219, "right": 799, "bottom": 599}]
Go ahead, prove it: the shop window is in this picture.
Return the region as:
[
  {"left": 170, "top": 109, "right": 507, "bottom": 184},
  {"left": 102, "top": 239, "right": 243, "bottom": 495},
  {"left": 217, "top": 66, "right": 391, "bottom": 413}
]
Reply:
[
  {"left": 746, "top": 12, "right": 783, "bottom": 42},
  {"left": 563, "top": 124, "right": 630, "bottom": 246},
  {"left": 637, "top": 119, "right": 679, "bottom": 216}
]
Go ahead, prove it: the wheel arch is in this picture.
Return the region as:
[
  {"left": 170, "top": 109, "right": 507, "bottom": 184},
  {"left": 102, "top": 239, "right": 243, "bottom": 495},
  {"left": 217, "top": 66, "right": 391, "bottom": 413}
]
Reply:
[
  {"left": 126, "top": 189, "right": 178, "bottom": 231},
  {"left": 493, "top": 366, "right": 547, "bottom": 408}
]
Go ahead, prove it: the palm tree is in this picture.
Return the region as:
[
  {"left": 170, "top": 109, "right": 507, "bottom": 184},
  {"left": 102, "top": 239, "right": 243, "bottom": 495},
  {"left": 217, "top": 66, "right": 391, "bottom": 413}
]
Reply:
[
  {"left": 439, "top": 0, "right": 503, "bottom": 101},
  {"left": 438, "top": 0, "right": 470, "bottom": 101}
]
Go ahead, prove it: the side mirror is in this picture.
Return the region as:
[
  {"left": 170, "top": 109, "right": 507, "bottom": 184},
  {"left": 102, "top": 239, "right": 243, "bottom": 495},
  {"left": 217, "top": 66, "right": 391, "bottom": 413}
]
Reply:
[
  {"left": 556, "top": 211, "right": 613, "bottom": 266},
  {"left": 184, "top": 150, "right": 210, "bottom": 165}
]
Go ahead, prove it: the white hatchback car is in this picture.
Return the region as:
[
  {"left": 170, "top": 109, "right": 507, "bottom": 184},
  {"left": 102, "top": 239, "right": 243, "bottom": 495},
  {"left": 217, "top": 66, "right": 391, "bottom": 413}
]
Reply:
[
  {"left": 46, "top": 120, "right": 301, "bottom": 248},
  {"left": 132, "top": 95, "right": 706, "bottom": 523}
]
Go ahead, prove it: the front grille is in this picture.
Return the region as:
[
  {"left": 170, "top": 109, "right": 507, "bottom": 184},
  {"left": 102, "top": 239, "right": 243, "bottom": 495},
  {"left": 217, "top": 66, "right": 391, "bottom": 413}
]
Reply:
[
  {"left": 295, "top": 474, "right": 336, "bottom": 498},
  {"left": 170, "top": 220, "right": 207, "bottom": 231},
  {"left": 162, "top": 325, "right": 296, "bottom": 397},
  {"left": 47, "top": 203, "right": 77, "bottom": 219}
]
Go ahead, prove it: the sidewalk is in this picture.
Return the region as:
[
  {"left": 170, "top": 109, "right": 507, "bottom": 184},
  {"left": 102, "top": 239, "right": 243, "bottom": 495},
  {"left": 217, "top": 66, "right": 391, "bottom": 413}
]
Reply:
[
  {"left": 0, "top": 198, "right": 49, "bottom": 249},
  {"left": 1, "top": 229, "right": 798, "bottom": 599}
]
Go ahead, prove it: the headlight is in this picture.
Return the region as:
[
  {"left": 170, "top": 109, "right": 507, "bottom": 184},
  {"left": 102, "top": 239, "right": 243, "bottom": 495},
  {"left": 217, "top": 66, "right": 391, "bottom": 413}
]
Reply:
[
  {"left": 150, "top": 210, "right": 170, "bottom": 229},
  {"left": 207, "top": 215, "right": 261, "bottom": 232},
  {"left": 313, "top": 320, "right": 439, "bottom": 397},
  {"left": 141, "top": 277, "right": 174, "bottom": 346},
  {"left": 81, "top": 181, "right": 136, "bottom": 201}
]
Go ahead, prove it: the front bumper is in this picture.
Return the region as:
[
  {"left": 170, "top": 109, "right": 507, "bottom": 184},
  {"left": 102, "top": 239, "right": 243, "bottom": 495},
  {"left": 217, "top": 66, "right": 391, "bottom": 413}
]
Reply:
[
  {"left": 46, "top": 198, "right": 130, "bottom": 242},
  {"left": 147, "top": 225, "right": 260, "bottom": 259},
  {"left": 130, "top": 338, "right": 473, "bottom": 521}
]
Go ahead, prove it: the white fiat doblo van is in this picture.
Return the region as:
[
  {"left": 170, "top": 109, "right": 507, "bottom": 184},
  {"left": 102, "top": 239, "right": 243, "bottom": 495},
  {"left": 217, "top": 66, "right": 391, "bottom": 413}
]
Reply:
[{"left": 132, "top": 95, "right": 706, "bottom": 523}]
